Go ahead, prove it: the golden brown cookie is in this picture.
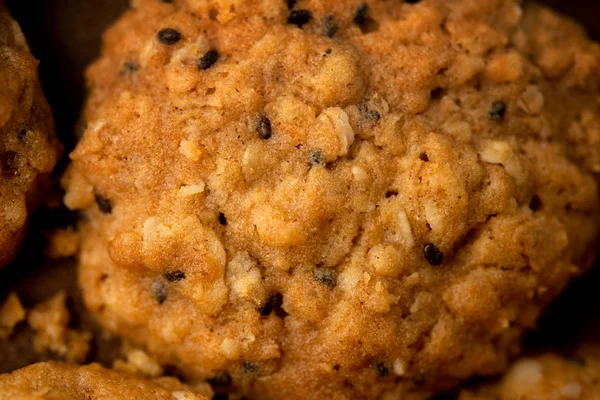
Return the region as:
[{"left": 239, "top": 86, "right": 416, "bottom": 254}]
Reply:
[
  {"left": 0, "top": 362, "right": 208, "bottom": 400},
  {"left": 0, "top": 3, "right": 61, "bottom": 268},
  {"left": 459, "top": 348, "right": 600, "bottom": 400},
  {"left": 65, "top": 0, "right": 600, "bottom": 398}
]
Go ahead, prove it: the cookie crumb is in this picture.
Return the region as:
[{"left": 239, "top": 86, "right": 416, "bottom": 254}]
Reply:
[
  {"left": 114, "top": 346, "right": 164, "bottom": 378},
  {"left": 27, "top": 292, "right": 91, "bottom": 363},
  {"left": 0, "top": 293, "right": 25, "bottom": 340}
]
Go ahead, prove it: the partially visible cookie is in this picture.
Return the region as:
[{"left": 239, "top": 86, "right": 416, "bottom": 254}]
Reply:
[
  {"left": 459, "top": 348, "right": 600, "bottom": 400},
  {"left": 0, "top": 362, "right": 209, "bottom": 400},
  {"left": 0, "top": 3, "right": 61, "bottom": 268}
]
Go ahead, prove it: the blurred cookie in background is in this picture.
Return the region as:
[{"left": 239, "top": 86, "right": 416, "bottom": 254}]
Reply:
[
  {"left": 0, "top": 2, "right": 61, "bottom": 269},
  {"left": 0, "top": 361, "right": 210, "bottom": 400},
  {"left": 459, "top": 346, "right": 600, "bottom": 400}
]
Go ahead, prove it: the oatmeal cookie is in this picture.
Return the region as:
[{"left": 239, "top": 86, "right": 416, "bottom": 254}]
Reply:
[
  {"left": 0, "top": 362, "right": 208, "bottom": 400},
  {"left": 459, "top": 348, "right": 600, "bottom": 400},
  {"left": 65, "top": 0, "right": 600, "bottom": 398},
  {"left": 0, "top": 3, "right": 61, "bottom": 268}
]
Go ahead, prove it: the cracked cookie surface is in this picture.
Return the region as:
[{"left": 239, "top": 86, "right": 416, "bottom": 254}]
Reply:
[
  {"left": 65, "top": 0, "right": 600, "bottom": 398},
  {"left": 0, "top": 3, "right": 61, "bottom": 268}
]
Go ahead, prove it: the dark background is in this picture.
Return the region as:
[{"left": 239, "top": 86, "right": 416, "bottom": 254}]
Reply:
[{"left": 0, "top": 0, "right": 599, "bottom": 372}]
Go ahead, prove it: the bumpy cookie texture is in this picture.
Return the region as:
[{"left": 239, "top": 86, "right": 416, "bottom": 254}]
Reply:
[
  {"left": 459, "top": 348, "right": 600, "bottom": 400},
  {"left": 66, "top": 0, "right": 600, "bottom": 398},
  {"left": 0, "top": 4, "right": 61, "bottom": 268},
  {"left": 0, "top": 362, "right": 208, "bottom": 400}
]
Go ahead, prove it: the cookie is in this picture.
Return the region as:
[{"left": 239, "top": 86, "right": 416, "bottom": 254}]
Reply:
[
  {"left": 459, "top": 348, "right": 600, "bottom": 400},
  {"left": 0, "top": 362, "right": 208, "bottom": 400},
  {"left": 64, "top": 0, "right": 600, "bottom": 398},
  {"left": 0, "top": 3, "right": 61, "bottom": 268}
]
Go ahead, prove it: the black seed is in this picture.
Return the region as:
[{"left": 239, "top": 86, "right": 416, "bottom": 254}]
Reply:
[
  {"left": 360, "top": 103, "right": 381, "bottom": 121},
  {"left": 218, "top": 212, "right": 227, "bottom": 225},
  {"left": 311, "top": 151, "right": 324, "bottom": 166},
  {"left": 207, "top": 372, "right": 232, "bottom": 387},
  {"left": 423, "top": 242, "right": 444, "bottom": 266},
  {"left": 529, "top": 195, "right": 542, "bottom": 211},
  {"left": 366, "top": 110, "right": 380, "bottom": 120},
  {"left": 256, "top": 115, "right": 272, "bottom": 139},
  {"left": 164, "top": 270, "right": 186, "bottom": 282},
  {"left": 152, "top": 281, "right": 168, "bottom": 304},
  {"left": 242, "top": 362, "right": 259, "bottom": 375},
  {"left": 375, "top": 362, "right": 389, "bottom": 377},
  {"left": 314, "top": 268, "right": 337, "bottom": 288},
  {"left": 17, "top": 128, "right": 29, "bottom": 141},
  {"left": 257, "top": 294, "right": 287, "bottom": 317},
  {"left": 286, "top": 0, "right": 297, "bottom": 9},
  {"left": 322, "top": 16, "right": 338, "bottom": 37},
  {"left": 419, "top": 152, "right": 429, "bottom": 162},
  {"left": 157, "top": 28, "right": 181, "bottom": 45},
  {"left": 94, "top": 194, "right": 113, "bottom": 214},
  {"left": 121, "top": 62, "right": 139, "bottom": 75},
  {"left": 1, "top": 151, "right": 18, "bottom": 179},
  {"left": 489, "top": 101, "right": 506, "bottom": 121},
  {"left": 198, "top": 49, "right": 219, "bottom": 70},
  {"left": 257, "top": 294, "right": 276, "bottom": 316},
  {"left": 287, "top": 9, "right": 312, "bottom": 28},
  {"left": 353, "top": 3, "right": 369, "bottom": 26}
]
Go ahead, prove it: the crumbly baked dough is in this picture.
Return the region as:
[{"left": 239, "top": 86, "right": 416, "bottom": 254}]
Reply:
[
  {"left": 459, "top": 348, "right": 600, "bottom": 400},
  {"left": 65, "top": 0, "right": 600, "bottom": 398},
  {"left": 0, "top": 362, "right": 208, "bottom": 400},
  {"left": 0, "top": 3, "right": 61, "bottom": 268}
]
